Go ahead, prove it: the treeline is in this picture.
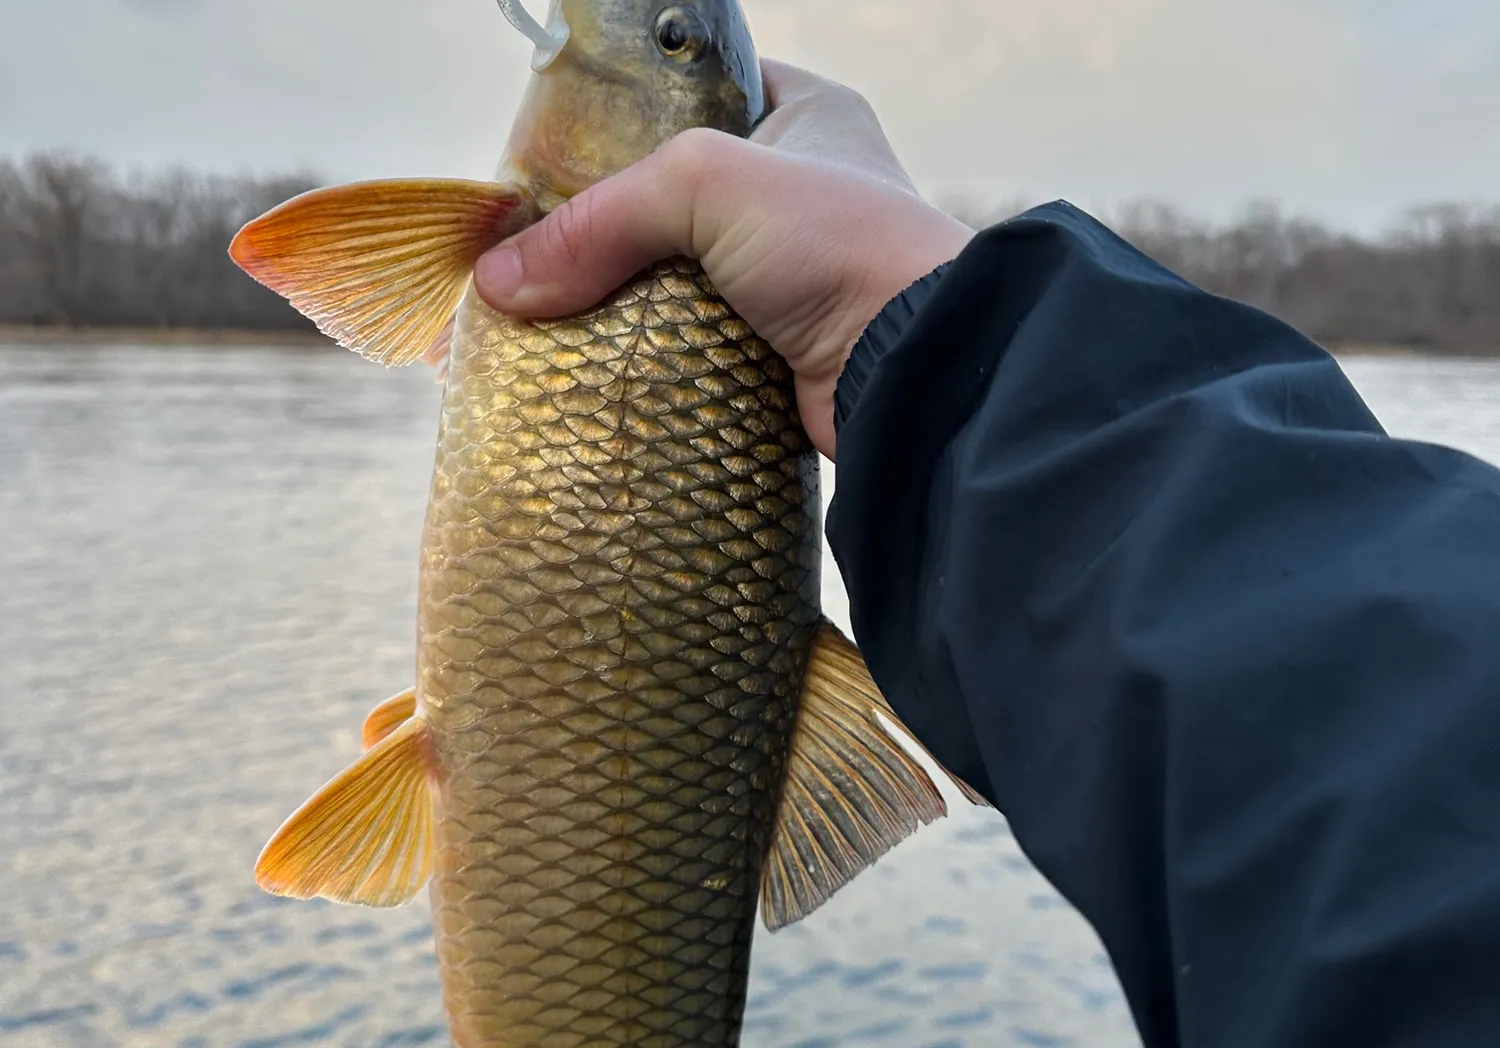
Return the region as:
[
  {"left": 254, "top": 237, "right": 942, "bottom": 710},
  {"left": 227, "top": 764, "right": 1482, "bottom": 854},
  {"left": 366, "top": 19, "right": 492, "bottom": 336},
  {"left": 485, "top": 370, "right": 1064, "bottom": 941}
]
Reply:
[
  {"left": 948, "top": 196, "right": 1500, "bottom": 355},
  {"left": 0, "top": 152, "right": 319, "bottom": 331},
  {"left": 1, "top": 152, "right": 1497, "bottom": 353}
]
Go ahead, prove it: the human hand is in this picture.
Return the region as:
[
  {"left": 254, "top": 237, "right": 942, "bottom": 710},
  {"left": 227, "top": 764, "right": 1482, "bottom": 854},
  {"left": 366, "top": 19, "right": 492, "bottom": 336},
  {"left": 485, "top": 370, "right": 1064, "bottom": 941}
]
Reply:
[{"left": 443, "top": 60, "right": 974, "bottom": 461}]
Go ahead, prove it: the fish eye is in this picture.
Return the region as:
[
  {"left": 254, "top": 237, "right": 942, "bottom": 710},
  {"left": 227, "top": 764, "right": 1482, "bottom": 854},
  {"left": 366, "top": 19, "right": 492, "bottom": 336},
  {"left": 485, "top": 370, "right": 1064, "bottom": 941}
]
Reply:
[{"left": 654, "top": 6, "right": 710, "bottom": 60}]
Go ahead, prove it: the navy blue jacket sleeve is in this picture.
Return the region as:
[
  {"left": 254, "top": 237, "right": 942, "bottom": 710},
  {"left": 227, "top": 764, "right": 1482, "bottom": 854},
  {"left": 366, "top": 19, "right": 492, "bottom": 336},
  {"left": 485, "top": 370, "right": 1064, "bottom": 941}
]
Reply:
[{"left": 827, "top": 201, "right": 1500, "bottom": 1048}]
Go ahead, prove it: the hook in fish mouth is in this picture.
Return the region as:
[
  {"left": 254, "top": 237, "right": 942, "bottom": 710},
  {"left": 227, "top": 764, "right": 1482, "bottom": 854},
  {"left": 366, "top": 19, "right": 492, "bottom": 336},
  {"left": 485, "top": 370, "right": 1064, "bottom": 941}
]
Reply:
[{"left": 497, "top": 0, "right": 571, "bottom": 70}]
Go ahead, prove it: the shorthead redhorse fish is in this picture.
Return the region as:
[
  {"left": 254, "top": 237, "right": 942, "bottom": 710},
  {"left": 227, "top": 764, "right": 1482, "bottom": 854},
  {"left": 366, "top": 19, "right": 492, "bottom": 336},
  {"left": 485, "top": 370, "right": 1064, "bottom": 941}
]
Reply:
[{"left": 229, "top": 1, "right": 987, "bottom": 1044}]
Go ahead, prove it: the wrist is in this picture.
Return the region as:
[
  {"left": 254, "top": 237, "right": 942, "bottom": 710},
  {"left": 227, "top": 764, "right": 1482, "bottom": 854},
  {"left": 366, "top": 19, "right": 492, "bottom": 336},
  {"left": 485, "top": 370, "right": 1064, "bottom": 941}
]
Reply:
[{"left": 834, "top": 260, "right": 955, "bottom": 437}]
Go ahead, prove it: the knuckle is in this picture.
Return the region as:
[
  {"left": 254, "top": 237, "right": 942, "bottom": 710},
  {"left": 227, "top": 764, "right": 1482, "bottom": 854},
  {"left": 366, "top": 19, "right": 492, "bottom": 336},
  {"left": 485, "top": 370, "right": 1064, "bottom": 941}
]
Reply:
[
  {"left": 833, "top": 84, "right": 880, "bottom": 124},
  {"left": 656, "top": 129, "right": 743, "bottom": 257},
  {"left": 661, "top": 127, "right": 734, "bottom": 187},
  {"left": 828, "top": 81, "right": 870, "bottom": 107}
]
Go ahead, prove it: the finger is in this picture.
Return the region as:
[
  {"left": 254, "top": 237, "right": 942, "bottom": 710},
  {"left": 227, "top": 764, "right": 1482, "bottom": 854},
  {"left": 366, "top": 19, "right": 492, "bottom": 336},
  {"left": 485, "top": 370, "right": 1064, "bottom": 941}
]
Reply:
[
  {"left": 760, "top": 59, "right": 842, "bottom": 110},
  {"left": 752, "top": 76, "right": 864, "bottom": 148},
  {"left": 750, "top": 64, "right": 910, "bottom": 184},
  {"left": 473, "top": 129, "right": 743, "bottom": 319}
]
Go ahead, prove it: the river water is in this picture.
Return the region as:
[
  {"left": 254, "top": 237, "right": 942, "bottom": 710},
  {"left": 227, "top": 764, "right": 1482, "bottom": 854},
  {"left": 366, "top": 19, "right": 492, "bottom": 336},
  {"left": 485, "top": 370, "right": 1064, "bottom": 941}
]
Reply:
[{"left": 1, "top": 345, "right": 1496, "bottom": 1048}]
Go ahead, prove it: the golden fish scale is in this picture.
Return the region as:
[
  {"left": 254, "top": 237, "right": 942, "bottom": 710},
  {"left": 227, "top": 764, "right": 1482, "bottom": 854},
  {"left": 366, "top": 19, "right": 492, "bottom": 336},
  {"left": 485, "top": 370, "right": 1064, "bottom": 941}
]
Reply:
[{"left": 416, "top": 258, "right": 822, "bottom": 1048}]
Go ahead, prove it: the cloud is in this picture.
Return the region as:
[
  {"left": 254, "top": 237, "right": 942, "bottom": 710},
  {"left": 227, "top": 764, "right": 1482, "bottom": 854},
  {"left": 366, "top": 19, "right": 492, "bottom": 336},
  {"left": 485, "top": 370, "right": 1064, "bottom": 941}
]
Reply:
[
  {"left": 744, "top": 0, "right": 1500, "bottom": 230},
  {"left": 0, "top": 0, "right": 1495, "bottom": 231},
  {"left": 122, "top": 0, "right": 204, "bottom": 14}
]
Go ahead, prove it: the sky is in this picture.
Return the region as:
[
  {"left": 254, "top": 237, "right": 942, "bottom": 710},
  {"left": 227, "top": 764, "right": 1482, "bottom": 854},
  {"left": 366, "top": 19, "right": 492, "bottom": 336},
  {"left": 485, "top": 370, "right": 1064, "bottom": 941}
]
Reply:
[{"left": 2, "top": 0, "right": 1498, "bottom": 235}]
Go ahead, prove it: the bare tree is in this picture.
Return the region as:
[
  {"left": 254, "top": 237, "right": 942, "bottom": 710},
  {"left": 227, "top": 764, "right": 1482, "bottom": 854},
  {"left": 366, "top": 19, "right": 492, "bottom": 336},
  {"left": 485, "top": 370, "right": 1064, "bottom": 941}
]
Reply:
[
  {"left": 0, "top": 152, "right": 320, "bottom": 333},
  {"left": 0, "top": 151, "right": 1495, "bottom": 353},
  {"left": 951, "top": 196, "right": 1500, "bottom": 355}
]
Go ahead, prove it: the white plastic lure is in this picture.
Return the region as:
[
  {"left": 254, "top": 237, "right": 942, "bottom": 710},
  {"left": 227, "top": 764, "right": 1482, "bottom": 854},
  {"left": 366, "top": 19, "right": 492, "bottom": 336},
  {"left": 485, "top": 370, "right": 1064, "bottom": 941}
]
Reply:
[{"left": 496, "top": 0, "right": 570, "bottom": 70}]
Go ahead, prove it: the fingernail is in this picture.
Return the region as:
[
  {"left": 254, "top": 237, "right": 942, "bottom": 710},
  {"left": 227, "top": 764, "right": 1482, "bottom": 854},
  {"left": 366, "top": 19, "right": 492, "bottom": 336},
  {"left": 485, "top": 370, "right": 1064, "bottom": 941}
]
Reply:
[{"left": 476, "top": 245, "right": 523, "bottom": 301}]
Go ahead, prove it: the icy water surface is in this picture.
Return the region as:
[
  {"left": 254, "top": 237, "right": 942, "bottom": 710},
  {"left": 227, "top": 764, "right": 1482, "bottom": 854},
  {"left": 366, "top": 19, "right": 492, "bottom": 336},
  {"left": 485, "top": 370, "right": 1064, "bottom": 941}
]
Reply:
[{"left": 2, "top": 344, "right": 1496, "bottom": 1047}]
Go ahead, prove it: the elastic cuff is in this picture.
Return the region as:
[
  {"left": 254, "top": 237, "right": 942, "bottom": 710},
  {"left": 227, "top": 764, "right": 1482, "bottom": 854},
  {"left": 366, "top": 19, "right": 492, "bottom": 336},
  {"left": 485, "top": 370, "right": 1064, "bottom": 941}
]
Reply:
[{"left": 833, "top": 262, "right": 954, "bottom": 433}]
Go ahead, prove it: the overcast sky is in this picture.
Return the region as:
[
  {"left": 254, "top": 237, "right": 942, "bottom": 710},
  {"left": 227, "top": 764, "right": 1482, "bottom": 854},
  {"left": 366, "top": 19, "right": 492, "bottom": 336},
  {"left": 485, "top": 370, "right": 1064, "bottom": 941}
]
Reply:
[{"left": 3, "top": 0, "right": 1497, "bottom": 234}]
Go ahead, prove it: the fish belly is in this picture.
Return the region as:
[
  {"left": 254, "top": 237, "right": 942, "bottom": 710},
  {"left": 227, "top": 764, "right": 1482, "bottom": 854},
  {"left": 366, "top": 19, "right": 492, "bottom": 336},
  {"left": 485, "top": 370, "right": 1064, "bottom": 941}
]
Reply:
[{"left": 416, "top": 260, "right": 822, "bottom": 1048}]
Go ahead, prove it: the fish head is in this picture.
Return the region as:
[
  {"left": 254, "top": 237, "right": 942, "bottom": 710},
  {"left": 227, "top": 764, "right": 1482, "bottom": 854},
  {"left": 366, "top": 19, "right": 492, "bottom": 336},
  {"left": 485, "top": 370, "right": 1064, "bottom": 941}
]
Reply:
[{"left": 498, "top": 0, "right": 765, "bottom": 207}]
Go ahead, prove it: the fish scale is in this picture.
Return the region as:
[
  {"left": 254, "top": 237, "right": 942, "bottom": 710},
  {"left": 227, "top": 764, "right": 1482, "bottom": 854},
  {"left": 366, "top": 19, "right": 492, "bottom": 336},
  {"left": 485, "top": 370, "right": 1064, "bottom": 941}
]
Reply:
[{"left": 419, "top": 258, "right": 822, "bottom": 1046}]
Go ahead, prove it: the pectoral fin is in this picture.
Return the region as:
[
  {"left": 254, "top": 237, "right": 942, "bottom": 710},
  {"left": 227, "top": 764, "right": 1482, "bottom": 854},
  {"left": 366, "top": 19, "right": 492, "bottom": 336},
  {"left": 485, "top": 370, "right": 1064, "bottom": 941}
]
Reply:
[
  {"left": 362, "top": 688, "right": 417, "bottom": 751},
  {"left": 229, "top": 178, "right": 537, "bottom": 366},
  {"left": 761, "top": 622, "right": 990, "bottom": 932},
  {"left": 255, "top": 713, "right": 436, "bottom": 908}
]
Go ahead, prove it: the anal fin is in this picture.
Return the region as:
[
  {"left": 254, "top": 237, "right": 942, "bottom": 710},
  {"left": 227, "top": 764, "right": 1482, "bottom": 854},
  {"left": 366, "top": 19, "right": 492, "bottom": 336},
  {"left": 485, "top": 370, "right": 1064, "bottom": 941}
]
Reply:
[
  {"left": 255, "top": 713, "right": 435, "bottom": 908},
  {"left": 761, "top": 622, "right": 989, "bottom": 932}
]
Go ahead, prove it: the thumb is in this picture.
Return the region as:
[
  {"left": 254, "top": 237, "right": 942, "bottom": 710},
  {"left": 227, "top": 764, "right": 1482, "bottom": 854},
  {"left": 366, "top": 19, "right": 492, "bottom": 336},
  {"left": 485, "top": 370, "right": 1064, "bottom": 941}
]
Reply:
[{"left": 474, "top": 128, "right": 736, "bottom": 318}]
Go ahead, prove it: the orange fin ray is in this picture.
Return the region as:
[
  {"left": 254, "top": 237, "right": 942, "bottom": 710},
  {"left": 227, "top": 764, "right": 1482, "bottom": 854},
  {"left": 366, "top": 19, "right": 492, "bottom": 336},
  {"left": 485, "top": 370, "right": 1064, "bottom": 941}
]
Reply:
[
  {"left": 229, "top": 178, "right": 536, "bottom": 366},
  {"left": 362, "top": 688, "right": 418, "bottom": 751},
  {"left": 762, "top": 626, "right": 936, "bottom": 929},
  {"left": 761, "top": 622, "right": 990, "bottom": 932},
  {"left": 255, "top": 714, "right": 435, "bottom": 908}
]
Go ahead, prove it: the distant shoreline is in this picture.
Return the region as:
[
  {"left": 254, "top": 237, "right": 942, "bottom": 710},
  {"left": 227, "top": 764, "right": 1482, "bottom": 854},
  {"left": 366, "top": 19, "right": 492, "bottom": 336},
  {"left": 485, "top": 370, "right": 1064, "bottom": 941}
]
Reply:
[
  {"left": 0, "top": 324, "right": 327, "bottom": 347},
  {"left": 0, "top": 325, "right": 1490, "bottom": 362}
]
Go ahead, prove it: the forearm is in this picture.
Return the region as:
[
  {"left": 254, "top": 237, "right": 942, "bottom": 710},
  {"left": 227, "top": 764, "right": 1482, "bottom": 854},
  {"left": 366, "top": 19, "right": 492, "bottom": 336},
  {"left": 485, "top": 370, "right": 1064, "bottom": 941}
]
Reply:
[{"left": 829, "top": 201, "right": 1500, "bottom": 1046}]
